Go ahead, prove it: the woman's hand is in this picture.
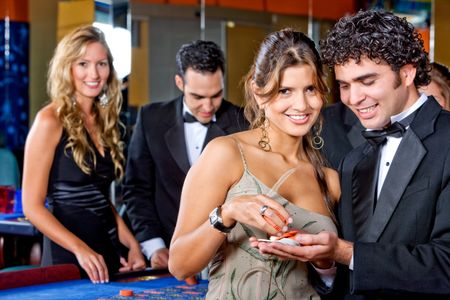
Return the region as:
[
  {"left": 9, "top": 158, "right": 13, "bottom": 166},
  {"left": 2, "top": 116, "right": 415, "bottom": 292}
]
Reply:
[
  {"left": 222, "top": 194, "right": 292, "bottom": 236},
  {"left": 74, "top": 244, "right": 109, "bottom": 283}
]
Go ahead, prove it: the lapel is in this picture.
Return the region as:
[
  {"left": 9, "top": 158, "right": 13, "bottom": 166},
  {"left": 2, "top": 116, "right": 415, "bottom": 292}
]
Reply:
[
  {"left": 361, "top": 129, "right": 426, "bottom": 242},
  {"left": 202, "top": 100, "right": 230, "bottom": 149},
  {"left": 339, "top": 143, "right": 372, "bottom": 242},
  {"left": 352, "top": 144, "right": 381, "bottom": 240},
  {"left": 343, "top": 106, "right": 366, "bottom": 149},
  {"left": 164, "top": 97, "right": 191, "bottom": 174},
  {"left": 203, "top": 123, "right": 225, "bottom": 149},
  {"left": 360, "top": 98, "right": 440, "bottom": 242},
  {"left": 347, "top": 124, "right": 365, "bottom": 149}
]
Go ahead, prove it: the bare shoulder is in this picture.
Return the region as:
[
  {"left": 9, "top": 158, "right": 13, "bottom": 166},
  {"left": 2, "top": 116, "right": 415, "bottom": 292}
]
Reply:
[
  {"left": 194, "top": 133, "right": 248, "bottom": 183},
  {"left": 34, "top": 104, "right": 62, "bottom": 132},
  {"left": 28, "top": 104, "right": 63, "bottom": 144},
  {"left": 202, "top": 133, "right": 243, "bottom": 161},
  {"left": 323, "top": 167, "right": 341, "bottom": 203}
]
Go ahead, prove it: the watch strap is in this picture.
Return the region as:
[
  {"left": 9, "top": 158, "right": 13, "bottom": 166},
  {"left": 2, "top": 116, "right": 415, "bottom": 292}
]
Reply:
[{"left": 210, "top": 205, "right": 235, "bottom": 233}]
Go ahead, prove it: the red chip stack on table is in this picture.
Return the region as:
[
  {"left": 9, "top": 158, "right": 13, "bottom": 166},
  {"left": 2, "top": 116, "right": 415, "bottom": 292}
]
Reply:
[
  {"left": 119, "top": 289, "right": 134, "bottom": 297},
  {"left": 184, "top": 276, "right": 198, "bottom": 285}
]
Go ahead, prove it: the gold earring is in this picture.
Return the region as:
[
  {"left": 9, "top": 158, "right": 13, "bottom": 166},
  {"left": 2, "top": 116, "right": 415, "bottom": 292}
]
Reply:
[
  {"left": 312, "top": 135, "right": 324, "bottom": 150},
  {"left": 258, "top": 115, "right": 271, "bottom": 152},
  {"left": 311, "top": 123, "right": 324, "bottom": 150}
]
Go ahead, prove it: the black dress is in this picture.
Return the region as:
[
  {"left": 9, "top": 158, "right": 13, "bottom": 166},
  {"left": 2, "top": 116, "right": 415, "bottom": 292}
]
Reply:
[{"left": 42, "top": 132, "right": 124, "bottom": 277}]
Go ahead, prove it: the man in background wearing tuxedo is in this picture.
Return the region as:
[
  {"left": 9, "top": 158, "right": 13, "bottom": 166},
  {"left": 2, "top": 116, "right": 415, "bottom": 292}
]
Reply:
[{"left": 123, "top": 40, "right": 247, "bottom": 270}]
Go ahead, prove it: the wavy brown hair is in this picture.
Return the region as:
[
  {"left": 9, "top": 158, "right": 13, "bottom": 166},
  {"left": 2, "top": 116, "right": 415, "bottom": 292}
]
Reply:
[
  {"left": 47, "top": 25, "right": 125, "bottom": 179},
  {"left": 244, "top": 28, "right": 335, "bottom": 222}
]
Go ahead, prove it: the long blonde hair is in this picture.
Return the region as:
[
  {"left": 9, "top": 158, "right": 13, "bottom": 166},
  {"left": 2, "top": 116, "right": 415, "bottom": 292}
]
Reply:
[{"left": 47, "top": 25, "right": 125, "bottom": 179}]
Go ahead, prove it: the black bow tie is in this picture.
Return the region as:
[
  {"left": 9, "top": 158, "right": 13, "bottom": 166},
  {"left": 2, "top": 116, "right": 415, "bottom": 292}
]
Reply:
[
  {"left": 183, "top": 112, "right": 212, "bottom": 126},
  {"left": 183, "top": 112, "right": 198, "bottom": 123},
  {"left": 362, "top": 122, "right": 406, "bottom": 146}
]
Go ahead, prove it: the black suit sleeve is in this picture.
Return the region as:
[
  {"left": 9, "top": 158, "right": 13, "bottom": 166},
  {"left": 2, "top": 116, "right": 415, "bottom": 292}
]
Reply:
[{"left": 122, "top": 107, "right": 162, "bottom": 243}]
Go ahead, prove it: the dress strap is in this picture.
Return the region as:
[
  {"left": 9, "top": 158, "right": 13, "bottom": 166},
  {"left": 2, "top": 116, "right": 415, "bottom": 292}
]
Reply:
[
  {"left": 232, "top": 139, "right": 248, "bottom": 171},
  {"left": 271, "top": 167, "right": 297, "bottom": 194}
]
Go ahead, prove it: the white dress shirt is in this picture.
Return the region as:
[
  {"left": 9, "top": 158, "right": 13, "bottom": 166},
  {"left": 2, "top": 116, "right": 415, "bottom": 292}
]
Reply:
[{"left": 377, "top": 93, "right": 428, "bottom": 197}]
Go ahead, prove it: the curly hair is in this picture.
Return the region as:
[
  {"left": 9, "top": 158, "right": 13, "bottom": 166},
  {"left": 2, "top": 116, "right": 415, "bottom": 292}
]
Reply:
[
  {"left": 320, "top": 9, "right": 431, "bottom": 88},
  {"left": 47, "top": 25, "right": 125, "bottom": 179},
  {"left": 175, "top": 40, "right": 225, "bottom": 80},
  {"left": 243, "top": 28, "right": 335, "bottom": 223}
]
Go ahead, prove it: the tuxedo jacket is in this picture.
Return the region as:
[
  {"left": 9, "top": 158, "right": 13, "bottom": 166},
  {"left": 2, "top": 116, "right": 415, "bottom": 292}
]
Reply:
[
  {"left": 321, "top": 101, "right": 365, "bottom": 170},
  {"left": 123, "top": 96, "right": 247, "bottom": 247},
  {"left": 335, "top": 98, "right": 450, "bottom": 299}
]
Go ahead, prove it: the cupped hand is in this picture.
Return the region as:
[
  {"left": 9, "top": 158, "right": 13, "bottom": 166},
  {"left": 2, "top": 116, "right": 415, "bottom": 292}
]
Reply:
[
  {"left": 250, "top": 231, "right": 351, "bottom": 266},
  {"left": 74, "top": 245, "right": 109, "bottom": 283}
]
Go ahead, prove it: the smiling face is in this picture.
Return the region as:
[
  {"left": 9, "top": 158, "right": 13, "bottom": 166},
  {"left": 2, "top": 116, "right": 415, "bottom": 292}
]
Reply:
[
  {"left": 261, "top": 64, "right": 323, "bottom": 138},
  {"left": 176, "top": 68, "right": 224, "bottom": 124},
  {"left": 335, "top": 57, "right": 419, "bottom": 129},
  {"left": 71, "top": 42, "right": 110, "bottom": 103}
]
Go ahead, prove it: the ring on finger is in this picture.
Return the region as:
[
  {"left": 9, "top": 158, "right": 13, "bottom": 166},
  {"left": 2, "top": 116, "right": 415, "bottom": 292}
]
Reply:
[{"left": 259, "top": 205, "right": 269, "bottom": 216}]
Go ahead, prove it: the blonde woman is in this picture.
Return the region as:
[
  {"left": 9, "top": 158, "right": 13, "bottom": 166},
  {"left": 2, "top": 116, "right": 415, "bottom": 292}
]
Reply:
[
  {"left": 22, "top": 26, "right": 145, "bottom": 283},
  {"left": 169, "top": 29, "right": 339, "bottom": 299}
]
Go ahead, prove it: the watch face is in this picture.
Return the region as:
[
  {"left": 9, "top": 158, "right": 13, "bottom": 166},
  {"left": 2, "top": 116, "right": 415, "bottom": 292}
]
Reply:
[
  {"left": 209, "top": 207, "right": 219, "bottom": 224},
  {"left": 209, "top": 206, "right": 234, "bottom": 234}
]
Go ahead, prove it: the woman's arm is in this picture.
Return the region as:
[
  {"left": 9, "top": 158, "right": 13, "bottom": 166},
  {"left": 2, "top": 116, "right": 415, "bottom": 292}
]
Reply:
[
  {"left": 169, "top": 136, "right": 291, "bottom": 279},
  {"left": 22, "top": 105, "right": 109, "bottom": 283},
  {"left": 168, "top": 137, "right": 240, "bottom": 279}
]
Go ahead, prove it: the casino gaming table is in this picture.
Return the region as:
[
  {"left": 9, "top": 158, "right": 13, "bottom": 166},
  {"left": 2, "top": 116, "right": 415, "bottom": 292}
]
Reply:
[
  {"left": 0, "top": 213, "right": 40, "bottom": 236},
  {"left": 0, "top": 268, "right": 208, "bottom": 299}
]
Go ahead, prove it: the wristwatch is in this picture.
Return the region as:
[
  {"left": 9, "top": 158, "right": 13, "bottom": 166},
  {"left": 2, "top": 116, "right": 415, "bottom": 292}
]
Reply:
[{"left": 209, "top": 205, "right": 236, "bottom": 234}]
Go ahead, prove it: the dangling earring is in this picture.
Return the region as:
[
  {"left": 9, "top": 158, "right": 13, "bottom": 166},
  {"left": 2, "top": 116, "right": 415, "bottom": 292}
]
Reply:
[
  {"left": 258, "top": 112, "right": 271, "bottom": 152},
  {"left": 312, "top": 135, "right": 324, "bottom": 150},
  {"left": 311, "top": 123, "right": 324, "bottom": 150},
  {"left": 99, "top": 86, "right": 109, "bottom": 108},
  {"left": 71, "top": 95, "right": 77, "bottom": 108}
]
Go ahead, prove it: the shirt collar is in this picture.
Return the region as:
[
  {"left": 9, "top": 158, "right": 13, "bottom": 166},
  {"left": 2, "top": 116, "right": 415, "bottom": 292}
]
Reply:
[{"left": 391, "top": 93, "right": 428, "bottom": 124}]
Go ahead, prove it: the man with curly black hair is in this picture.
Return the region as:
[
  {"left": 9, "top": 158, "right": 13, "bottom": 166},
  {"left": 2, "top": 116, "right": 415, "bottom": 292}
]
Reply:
[
  {"left": 123, "top": 40, "right": 247, "bottom": 270},
  {"left": 255, "top": 9, "right": 450, "bottom": 299}
]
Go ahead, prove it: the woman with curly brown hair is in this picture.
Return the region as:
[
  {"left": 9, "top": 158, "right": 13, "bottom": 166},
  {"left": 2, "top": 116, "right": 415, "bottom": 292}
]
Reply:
[{"left": 22, "top": 25, "right": 145, "bottom": 283}]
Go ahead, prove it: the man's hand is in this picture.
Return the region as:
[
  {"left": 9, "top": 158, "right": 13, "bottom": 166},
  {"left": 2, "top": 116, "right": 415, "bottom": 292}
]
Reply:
[
  {"left": 151, "top": 248, "right": 169, "bottom": 269},
  {"left": 119, "top": 246, "right": 146, "bottom": 272}
]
